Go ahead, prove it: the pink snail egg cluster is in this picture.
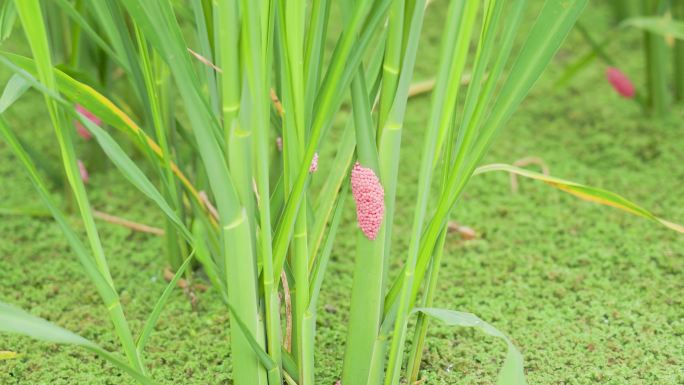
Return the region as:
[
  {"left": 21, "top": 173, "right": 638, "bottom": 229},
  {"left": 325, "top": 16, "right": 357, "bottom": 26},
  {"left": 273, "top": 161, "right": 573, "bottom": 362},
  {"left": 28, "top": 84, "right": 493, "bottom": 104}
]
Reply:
[
  {"left": 351, "top": 161, "right": 384, "bottom": 240},
  {"left": 75, "top": 104, "right": 102, "bottom": 140},
  {"left": 309, "top": 152, "right": 319, "bottom": 173},
  {"left": 78, "top": 159, "right": 89, "bottom": 183},
  {"left": 605, "top": 67, "right": 635, "bottom": 98}
]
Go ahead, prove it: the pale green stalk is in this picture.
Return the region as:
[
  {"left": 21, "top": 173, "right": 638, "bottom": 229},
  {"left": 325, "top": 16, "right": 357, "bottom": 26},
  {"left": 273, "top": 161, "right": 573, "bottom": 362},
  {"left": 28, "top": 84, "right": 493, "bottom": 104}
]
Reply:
[
  {"left": 643, "top": 0, "right": 669, "bottom": 115},
  {"left": 67, "top": 0, "right": 83, "bottom": 67},
  {"left": 278, "top": 0, "right": 313, "bottom": 381},
  {"left": 0, "top": 116, "right": 154, "bottom": 384},
  {"left": 377, "top": 2, "right": 404, "bottom": 295},
  {"left": 239, "top": 1, "right": 281, "bottom": 384},
  {"left": 377, "top": 0, "right": 404, "bottom": 137},
  {"left": 342, "top": 0, "right": 427, "bottom": 381},
  {"left": 307, "top": 44, "right": 387, "bottom": 382},
  {"left": 674, "top": 1, "right": 684, "bottom": 101},
  {"left": 217, "top": 0, "right": 242, "bottom": 185},
  {"left": 191, "top": 0, "right": 219, "bottom": 116},
  {"left": 341, "top": 0, "right": 401, "bottom": 381},
  {"left": 117, "top": 2, "right": 268, "bottom": 383},
  {"left": 341, "top": 64, "right": 385, "bottom": 384},
  {"left": 274, "top": 9, "right": 304, "bottom": 370}
]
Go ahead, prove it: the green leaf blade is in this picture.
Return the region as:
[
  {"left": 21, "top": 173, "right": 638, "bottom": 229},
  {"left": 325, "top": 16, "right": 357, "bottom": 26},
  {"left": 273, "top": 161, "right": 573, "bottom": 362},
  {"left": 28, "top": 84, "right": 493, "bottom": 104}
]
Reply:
[
  {"left": 414, "top": 308, "right": 526, "bottom": 385},
  {"left": 0, "top": 301, "right": 161, "bottom": 385},
  {"left": 474, "top": 163, "right": 684, "bottom": 234}
]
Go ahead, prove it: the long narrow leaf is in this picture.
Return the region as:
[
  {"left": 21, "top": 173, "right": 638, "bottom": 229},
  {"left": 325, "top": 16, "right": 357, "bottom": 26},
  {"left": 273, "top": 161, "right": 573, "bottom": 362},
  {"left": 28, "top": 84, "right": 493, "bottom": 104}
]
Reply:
[
  {"left": 137, "top": 251, "right": 196, "bottom": 353},
  {"left": 308, "top": 183, "right": 348, "bottom": 310},
  {"left": 622, "top": 16, "right": 684, "bottom": 39},
  {"left": 12, "top": 1, "right": 144, "bottom": 371},
  {"left": 474, "top": 163, "right": 684, "bottom": 233},
  {"left": 0, "top": 302, "right": 160, "bottom": 385}
]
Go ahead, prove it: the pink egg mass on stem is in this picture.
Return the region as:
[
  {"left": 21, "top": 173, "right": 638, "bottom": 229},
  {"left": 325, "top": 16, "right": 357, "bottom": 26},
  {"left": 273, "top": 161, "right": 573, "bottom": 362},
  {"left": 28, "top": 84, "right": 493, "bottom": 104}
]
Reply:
[
  {"left": 309, "top": 153, "right": 319, "bottom": 173},
  {"left": 350, "top": 161, "right": 385, "bottom": 240},
  {"left": 605, "top": 67, "right": 635, "bottom": 98}
]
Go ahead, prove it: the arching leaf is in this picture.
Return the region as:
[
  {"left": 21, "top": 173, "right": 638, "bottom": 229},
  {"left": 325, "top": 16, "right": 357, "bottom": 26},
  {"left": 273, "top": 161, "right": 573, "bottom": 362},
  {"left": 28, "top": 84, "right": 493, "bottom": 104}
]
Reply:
[
  {"left": 414, "top": 308, "right": 526, "bottom": 385},
  {"left": 474, "top": 163, "right": 684, "bottom": 233}
]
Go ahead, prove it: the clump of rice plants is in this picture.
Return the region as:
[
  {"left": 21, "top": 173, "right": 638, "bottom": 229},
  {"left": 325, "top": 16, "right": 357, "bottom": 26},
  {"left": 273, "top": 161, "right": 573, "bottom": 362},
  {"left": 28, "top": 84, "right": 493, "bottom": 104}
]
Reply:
[{"left": 0, "top": 1, "right": 682, "bottom": 384}]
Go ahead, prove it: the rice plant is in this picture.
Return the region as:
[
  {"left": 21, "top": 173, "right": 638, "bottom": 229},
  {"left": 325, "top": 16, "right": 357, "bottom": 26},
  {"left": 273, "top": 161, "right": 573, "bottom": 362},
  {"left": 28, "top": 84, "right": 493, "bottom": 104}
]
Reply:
[{"left": 1, "top": 0, "right": 682, "bottom": 384}]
